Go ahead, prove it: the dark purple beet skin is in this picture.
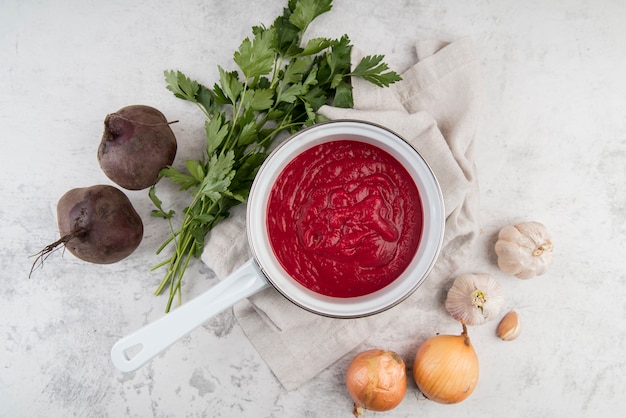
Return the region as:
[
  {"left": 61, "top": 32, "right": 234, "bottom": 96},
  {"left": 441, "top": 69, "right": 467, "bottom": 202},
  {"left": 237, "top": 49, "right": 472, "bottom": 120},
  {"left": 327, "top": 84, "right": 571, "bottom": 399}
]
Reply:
[
  {"left": 98, "top": 105, "right": 177, "bottom": 190},
  {"left": 56, "top": 185, "right": 144, "bottom": 264}
]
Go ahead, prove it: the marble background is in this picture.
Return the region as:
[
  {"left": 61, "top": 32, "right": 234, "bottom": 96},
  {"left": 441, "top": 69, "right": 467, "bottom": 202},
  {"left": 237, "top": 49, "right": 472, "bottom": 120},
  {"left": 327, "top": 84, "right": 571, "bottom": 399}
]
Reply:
[{"left": 1, "top": 0, "right": 625, "bottom": 417}]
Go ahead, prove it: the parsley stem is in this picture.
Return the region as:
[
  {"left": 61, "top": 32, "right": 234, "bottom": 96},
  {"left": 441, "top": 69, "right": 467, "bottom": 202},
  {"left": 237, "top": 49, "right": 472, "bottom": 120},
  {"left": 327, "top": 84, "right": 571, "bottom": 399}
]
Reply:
[
  {"left": 165, "top": 239, "right": 193, "bottom": 312},
  {"left": 270, "top": 56, "right": 284, "bottom": 89},
  {"left": 195, "top": 102, "right": 211, "bottom": 120}
]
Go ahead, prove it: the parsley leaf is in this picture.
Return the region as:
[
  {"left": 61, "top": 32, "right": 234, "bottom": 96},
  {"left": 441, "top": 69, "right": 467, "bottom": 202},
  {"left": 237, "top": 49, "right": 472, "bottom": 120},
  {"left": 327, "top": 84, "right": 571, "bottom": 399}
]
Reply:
[
  {"left": 299, "top": 37, "right": 333, "bottom": 56},
  {"left": 198, "top": 151, "right": 235, "bottom": 201},
  {"left": 273, "top": 13, "right": 302, "bottom": 57},
  {"left": 245, "top": 88, "right": 274, "bottom": 111},
  {"left": 149, "top": 186, "right": 174, "bottom": 219},
  {"left": 350, "top": 54, "right": 403, "bottom": 87},
  {"left": 159, "top": 166, "right": 198, "bottom": 191},
  {"left": 195, "top": 83, "right": 217, "bottom": 116},
  {"left": 234, "top": 27, "right": 277, "bottom": 79},
  {"left": 333, "top": 81, "right": 354, "bottom": 108},
  {"left": 217, "top": 67, "right": 242, "bottom": 104},
  {"left": 289, "top": 0, "right": 332, "bottom": 32},
  {"left": 164, "top": 70, "right": 198, "bottom": 102},
  {"left": 204, "top": 116, "right": 229, "bottom": 155}
]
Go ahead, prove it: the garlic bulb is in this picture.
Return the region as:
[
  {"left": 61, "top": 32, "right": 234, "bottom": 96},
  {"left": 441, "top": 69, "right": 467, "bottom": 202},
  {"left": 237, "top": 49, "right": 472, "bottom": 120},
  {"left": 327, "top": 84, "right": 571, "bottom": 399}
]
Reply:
[
  {"left": 445, "top": 273, "right": 504, "bottom": 326},
  {"left": 494, "top": 222, "right": 553, "bottom": 279}
]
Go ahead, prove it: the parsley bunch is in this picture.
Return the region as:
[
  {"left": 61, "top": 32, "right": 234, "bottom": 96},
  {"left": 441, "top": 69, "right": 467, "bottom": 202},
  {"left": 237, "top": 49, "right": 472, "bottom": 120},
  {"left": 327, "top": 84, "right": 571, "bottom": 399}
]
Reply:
[{"left": 151, "top": 0, "right": 401, "bottom": 312}]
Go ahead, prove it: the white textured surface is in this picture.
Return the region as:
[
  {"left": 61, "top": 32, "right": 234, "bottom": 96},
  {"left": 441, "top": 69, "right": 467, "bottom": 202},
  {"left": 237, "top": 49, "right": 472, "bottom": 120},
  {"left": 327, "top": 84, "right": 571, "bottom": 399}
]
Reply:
[{"left": 1, "top": 0, "right": 625, "bottom": 417}]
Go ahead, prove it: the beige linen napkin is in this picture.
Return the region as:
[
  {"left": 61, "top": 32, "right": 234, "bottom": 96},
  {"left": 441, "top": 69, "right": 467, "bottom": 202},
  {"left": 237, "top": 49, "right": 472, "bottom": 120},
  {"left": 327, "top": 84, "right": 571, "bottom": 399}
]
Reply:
[{"left": 201, "top": 37, "right": 482, "bottom": 390}]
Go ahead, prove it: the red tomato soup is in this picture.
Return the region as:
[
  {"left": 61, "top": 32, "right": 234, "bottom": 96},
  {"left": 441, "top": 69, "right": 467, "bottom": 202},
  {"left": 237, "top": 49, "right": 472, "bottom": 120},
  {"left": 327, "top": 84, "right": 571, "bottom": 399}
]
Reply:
[{"left": 266, "top": 140, "right": 424, "bottom": 297}]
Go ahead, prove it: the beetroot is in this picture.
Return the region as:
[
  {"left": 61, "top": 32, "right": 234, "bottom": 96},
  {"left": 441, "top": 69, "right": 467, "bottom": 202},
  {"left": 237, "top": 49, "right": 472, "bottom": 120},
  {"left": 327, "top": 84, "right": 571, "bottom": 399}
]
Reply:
[
  {"left": 98, "top": 105, "right": 177, "bottom": 190},
  {"left": 31, "top": 185, "right": 143, "bottom": 273}
]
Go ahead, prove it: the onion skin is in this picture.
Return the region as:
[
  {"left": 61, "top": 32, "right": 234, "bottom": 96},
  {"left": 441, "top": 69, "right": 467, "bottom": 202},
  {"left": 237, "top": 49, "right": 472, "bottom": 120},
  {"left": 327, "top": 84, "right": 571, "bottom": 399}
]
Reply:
[
  {"left": 413, "top": 323, "right": 479, "bottom": 404},
  {"left": 345, "top": 349, "right": 407, "bottom": 413}
]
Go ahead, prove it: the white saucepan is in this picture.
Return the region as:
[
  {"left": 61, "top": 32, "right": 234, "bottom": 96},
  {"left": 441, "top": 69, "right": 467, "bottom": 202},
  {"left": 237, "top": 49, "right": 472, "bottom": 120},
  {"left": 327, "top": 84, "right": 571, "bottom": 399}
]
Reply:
[{"left": 111, "top": 120, "right": 445, "bottom": 372}]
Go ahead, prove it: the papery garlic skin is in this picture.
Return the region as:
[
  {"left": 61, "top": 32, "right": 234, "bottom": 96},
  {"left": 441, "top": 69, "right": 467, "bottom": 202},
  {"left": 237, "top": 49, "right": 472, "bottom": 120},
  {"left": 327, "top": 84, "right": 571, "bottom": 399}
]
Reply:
[
  {"left": 495, "top": 222, "right": 553, "bottom": 279},
  {"left": 445, "top": 273, "right": 504, "bottom": 326}
]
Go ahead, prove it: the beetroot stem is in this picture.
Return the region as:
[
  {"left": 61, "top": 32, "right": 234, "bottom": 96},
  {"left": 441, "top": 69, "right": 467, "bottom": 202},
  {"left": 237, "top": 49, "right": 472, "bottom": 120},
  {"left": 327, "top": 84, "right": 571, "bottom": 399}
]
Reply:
[{"left": 107, "top": 112, "right": 179, "bottom": 127}]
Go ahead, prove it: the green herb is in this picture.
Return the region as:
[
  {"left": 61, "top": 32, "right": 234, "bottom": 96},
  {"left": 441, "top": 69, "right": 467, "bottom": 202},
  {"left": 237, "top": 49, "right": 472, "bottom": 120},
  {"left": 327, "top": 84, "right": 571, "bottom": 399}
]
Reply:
[{"left": 151, "top": 0, "right": 401, "bottom": 312}]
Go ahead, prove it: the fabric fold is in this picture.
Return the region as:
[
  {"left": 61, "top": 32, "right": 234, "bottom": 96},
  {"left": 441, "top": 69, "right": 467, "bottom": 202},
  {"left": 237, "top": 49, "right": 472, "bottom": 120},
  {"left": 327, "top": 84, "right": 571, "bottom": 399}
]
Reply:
[{"left": 200, "top": 37, "right": 482, "bottom": 390}]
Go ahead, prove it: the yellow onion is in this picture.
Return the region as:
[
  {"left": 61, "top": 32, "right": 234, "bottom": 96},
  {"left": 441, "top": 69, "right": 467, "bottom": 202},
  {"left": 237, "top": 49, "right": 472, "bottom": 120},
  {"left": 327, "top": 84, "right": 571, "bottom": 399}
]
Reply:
[
  {"left": 413, "top": 322, "right": 479, "bottom": 404},
  {"left": 345, "top": 349, "right": 407, "bottom": 415}
]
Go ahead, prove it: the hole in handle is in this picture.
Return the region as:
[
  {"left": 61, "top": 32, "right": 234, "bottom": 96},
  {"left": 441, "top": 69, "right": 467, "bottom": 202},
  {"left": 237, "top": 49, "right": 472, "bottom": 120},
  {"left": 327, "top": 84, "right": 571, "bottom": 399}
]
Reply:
[{"left": 122, "top": 343, "right": 144, "bottom": 361}]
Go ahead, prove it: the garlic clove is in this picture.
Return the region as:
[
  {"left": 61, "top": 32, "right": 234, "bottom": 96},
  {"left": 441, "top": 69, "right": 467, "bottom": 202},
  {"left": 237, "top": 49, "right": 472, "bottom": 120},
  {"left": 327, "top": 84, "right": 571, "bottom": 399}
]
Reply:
[
  {"left": 496, "top": 310, "right": 521, "bottom": 341},
  {"left": 445, "top": 273, "right": 505, "bottom": 326}
]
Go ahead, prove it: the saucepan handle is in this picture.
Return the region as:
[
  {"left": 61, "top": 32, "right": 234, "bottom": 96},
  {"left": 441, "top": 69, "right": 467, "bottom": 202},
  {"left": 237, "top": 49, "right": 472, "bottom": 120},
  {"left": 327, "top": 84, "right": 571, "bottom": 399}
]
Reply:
[{"left": 110, "top": 259, "right": 269, "bottom": 372}]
